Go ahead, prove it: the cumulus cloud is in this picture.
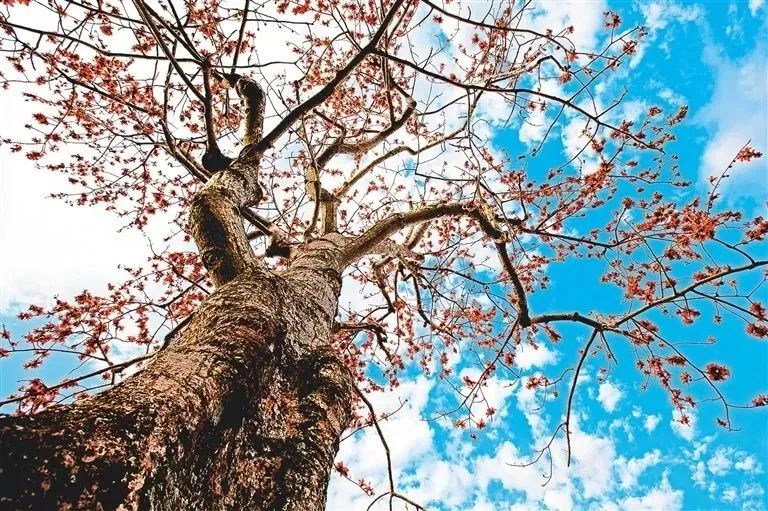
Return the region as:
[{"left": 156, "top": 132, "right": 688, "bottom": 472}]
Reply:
[
  {"left": 597, "top": 382, "right": 624, "bottom": 413},
  {"left": 692, "top": 461, "right": 707, "bottom": 488},
  {"left": 705, "top": 446, "right": 764, "bottom": 478},
  {"left": 735, "top": 454, "right": 761, "bottom": 472},
  {"left": 407, "top": 459, "right": 476, "bottom": 508},
  {"left": 640, "top": 1, "right": 703, "bottom": 34},
  {"left": 708, "top": 447, "right": 734, "bottom": 476},
  {"left": 528, "top": 0, "right": 607, "bottom": 50},
  {"left": 685, "top": 441, "right": 766, "bottom": 508},
  {"left": 617, "top": 450, "right": 663, "bottom": 489},
  {"left": 473, "top": 428, "right": 618, "bottom": 508},
  {"left": 515, "top": 0, "right": 608, "bottom": 148},
  {"left": 620, "top": 471, "right": 683, "bottom": 511},
  {"left": 644, "top": 414, "right": 661, "bottom": 433},
  {"left": 671, "top": 409, "right": 697, "bottom": 442},
  {"left": 658, "top": 87, "right": 686, "bottom": 106},
  {"left": 696, "top": 40, "right": 767, "bottom": 199},
  {"left": 515, "top": 342, "right": 558, "bottom": 370}
]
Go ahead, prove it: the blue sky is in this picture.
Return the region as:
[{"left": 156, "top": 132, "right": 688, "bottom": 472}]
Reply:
[
  {"left": 327, "top": 2, "right": 768, "bottom": 509},
  {"left": 1, "top": 1, "right": 766, "bottom": 510}
]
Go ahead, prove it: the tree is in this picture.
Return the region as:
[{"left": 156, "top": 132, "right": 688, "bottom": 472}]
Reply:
[{"left": 0, "top": 0, "right": 765, "bottom": 509}]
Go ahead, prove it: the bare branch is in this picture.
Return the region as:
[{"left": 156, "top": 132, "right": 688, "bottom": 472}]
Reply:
[{"left": 239, "top": 0, "right": 409, "bottom": 159}]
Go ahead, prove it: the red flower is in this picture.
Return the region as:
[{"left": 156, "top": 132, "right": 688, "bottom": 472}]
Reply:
[
  {"left": 705, "top": 363, "right": 730, "bottom": 382},
  {"left": 676, "top": 307, "right": 701, "bottom": 325},
  {"left": 334, "top": 461, "right": 350, "bottom": 477},
  {"left": 666, "top": 356, "right": 687, "bottom": 366},
  {"left": 747, "top": 323, "right": 768, "bottom": 338},
  {"left": 603, "top": 11, "right": 622, "bottom": 29},
  {"left": 750, "top": 302, "right": 767, "bottom": 320},
  {"left": 735, "top": 146, "right": 763, "bottom": 162}
]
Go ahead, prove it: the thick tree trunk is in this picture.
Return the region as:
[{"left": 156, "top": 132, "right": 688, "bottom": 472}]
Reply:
[{"left": 0, "top": 247, "right": 353, "bottom": 510}]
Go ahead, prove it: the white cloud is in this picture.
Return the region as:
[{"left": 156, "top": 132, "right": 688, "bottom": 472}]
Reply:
[
  {"left": 704, "top": 446, "right": 764, "bottom": 478},
  {"left": 697, "top": 40, "right": 767, "bottom": 199},
  {"left": 467, "top": 498, "right": 502, "bottom": 511},
  {"left": 708, "top": 447, "right": 733, "bottom": 476},
  {"left": 517, "top": 81, "right": 568, "bottom": 148},
  {"left": 735, "top": 454, "right": 760, "bottom": 473},
  {"left": 618, "top": 449, "right": 662, "bottom": 490},
  {"left": 658, "top": 87, "right": 686, "bottom": 106},
  {"left": 597, "top": 382, "right": 623, "bottom": 413},
  {"left": 326, "top": 367, "right": 724, "bottom": 511},
  {"left": 619, "top": 100, "right": 648, "bottom": 123},
  {"left": 528, "top": 0, "right": 607, "bottom": 50},
  {"left": 620, "top": 471, "right": 683, "bottom": 511},
  {"left": 327, "top": 376, "right": 437, "bottom": 510},
  {"left": 514, "top": 0, "right": 608, "bottom": 149},
  {"left": 543, "top": 489, "right": 575, "bottom": 511},
  {"left": 722, "top": 486, "right": 738, "bottom": 503},
  {"left": 670, "top": 409, "right": 697, "bottom": 442},
  {"left": 640, "top": 1, "right": 703, "bottom": 33},
  {"left": 609, "top": 418, "right": 634, "bottom": 443},
  {"left": 515, "top": 342, "right": 558, "bottom": 370},
  {"left": 407, "top": 459, "right": 475, "bottom": 508},
  {"left": 473, "top": 427, "right": 618, "bottom": 508},
  {"left": 516, "top": 381, "right": 549, "bottom": 439},
  {"left": 634, "top": 1, "right": 704, "bottom": 67},
  {"left": 691, "top": 435, "right": 712, "bottom": 460},
  {"left": 749, "top": 0, "right": 765, "bottom": 15},
  {"left": 518, "top": 106, "right": 550, "bottom": 147},
  {"left": 572, "top": 428, "right": 617, "bottom": 498},
  {"left": 644, "top": 414, "right": 661, "bottom": 433},
  {"left": 686, "top": 444, "right": 766, "bottom": 507},
  {"left": 692, "top": 461, "right": 707, "bottom": 488}
]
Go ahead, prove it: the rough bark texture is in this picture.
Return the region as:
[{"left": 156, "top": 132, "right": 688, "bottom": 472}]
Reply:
[{"left": 0, "top": 239, "right": 353, "bottom": 510}]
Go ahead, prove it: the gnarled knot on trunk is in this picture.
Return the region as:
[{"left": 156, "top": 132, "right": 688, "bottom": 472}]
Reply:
[
  {"left": 199, "top": 246, "right": 233, "bottom": 274},
  {"left": 235, "top": 76, "right": 265, "bottom": 102},
  {"left": 202, "top": 146, "right": 234, "bottom": 172}
]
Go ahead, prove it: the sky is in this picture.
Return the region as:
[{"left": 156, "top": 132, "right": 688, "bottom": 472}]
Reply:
[{"left": 1, "top": 1, "right": 767, "bottom": 510}]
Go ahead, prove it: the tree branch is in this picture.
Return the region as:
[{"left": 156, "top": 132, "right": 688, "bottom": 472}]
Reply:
[
  {"left": 336, "top": 92, "right": 479, "bottom": 198},
  {"left": 187, "top": 73, "right": 269, "bottom": 284},
  {"left": 616, "top": 260, "right": 768, "bottom": 327},
  {"left": 374, "top": 49, "right": 657, "bottom": 150},
  {"left": 238, "top": 0, "right": 408, "bottom": 160}
]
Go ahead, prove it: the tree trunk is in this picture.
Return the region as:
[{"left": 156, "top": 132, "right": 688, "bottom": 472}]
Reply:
[{"left": 0, "top": 246, "right": 353, "bottom": 510}]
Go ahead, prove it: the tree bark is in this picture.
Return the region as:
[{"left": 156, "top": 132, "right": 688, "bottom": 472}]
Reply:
[{"left": 0, "top": 241, "right": 353, "bottom": 510}]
